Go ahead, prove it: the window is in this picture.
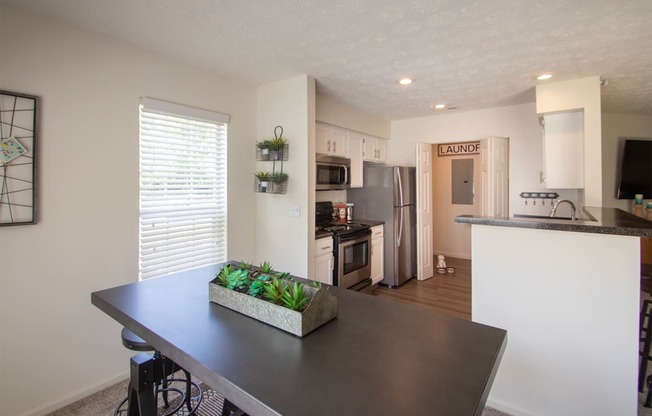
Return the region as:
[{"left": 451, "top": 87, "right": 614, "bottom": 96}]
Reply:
[{"left": 139, "top": 97, "right": 229, "bottom": 279}]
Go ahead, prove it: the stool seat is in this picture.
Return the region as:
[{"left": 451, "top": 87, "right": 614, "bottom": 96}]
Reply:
[
  {"left": 116, "top": 327, "right": 202, "bottom": 415},
  {"left": 121, "top": 327, "right": 154, "bottom": 352}
]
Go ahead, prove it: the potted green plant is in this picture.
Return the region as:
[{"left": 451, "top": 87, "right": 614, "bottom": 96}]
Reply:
[
  {"left": 254, "top": 171, "right": 272, "bottom": 192},
  {"left": 270, "top": 172, "right": 288, "bottom": 193},
  {"left": 268, "top": 137, "right": 287, "bottom": 160},
  {"left": 209, "top": 260, "right": 337, "bottom": 337},
  {"left": 256, "top": 140, "right": 272, "bottom": 160}
]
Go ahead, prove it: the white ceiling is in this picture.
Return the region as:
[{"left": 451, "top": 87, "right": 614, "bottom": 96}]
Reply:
[{"left": 6, "top": 0, "right": 652, "bottom": 119}]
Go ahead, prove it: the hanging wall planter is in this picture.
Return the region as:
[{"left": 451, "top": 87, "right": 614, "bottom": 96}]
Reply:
[{"left": 254, "top": 125, "right": 289, "bottom": 194}]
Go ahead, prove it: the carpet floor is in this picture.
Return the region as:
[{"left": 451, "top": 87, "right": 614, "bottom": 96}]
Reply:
[{"left": 46, "top": 376, "right": 511, "bottom": 416}]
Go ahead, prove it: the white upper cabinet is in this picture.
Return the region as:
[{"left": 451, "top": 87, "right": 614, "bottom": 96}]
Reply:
[
  {"left": 363, "top": 136, "right": 387, "bottom": 162},
  {"left": 542, "top": 111, "right": 584, "bottom": 189},
  {"left": 316, "top": 123, "right": 348, "bottom": 157}
]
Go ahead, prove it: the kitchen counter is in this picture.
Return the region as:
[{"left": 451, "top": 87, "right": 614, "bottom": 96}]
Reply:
[
  {"left": 455, "top": 206, "right": 651, "bottom": 237},
  {"left": 351, "top": 218, "right": 385, "bottom": 227},
  {"left": 460, "top": 206, "right": 643, "bottom": 414},
  {"left": 315, "top": 230, "right": 333, "bottom": 239}
]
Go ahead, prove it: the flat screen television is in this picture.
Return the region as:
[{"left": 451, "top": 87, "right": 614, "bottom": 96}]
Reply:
[{"left": 616, "top": 139, "right": 652, "bottom": 199}]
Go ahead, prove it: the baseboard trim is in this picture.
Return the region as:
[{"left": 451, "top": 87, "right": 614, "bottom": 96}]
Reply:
[
  {"left": 433, "top": 251, "right": 471, "bottom": 260},
  {"left": 18, "top": 371, "right": 128, "bottom": 416}
]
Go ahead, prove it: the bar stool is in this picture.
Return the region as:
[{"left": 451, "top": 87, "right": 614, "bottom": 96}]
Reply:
[
  {"left": 115, "top": 327, "right": 202, "bottom": 415},
  {"left": 640, "top": 299, "right": 652, "bottom": 393}
]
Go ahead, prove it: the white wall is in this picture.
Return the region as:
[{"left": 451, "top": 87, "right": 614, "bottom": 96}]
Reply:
[
  {"left": 256, "top": 76, "right": 315, "bottom": 277},
  {"left": 316, "top": 93, "right": 391, "bottom": 139},
  {"left": 391, "top": 103, "right": 581, "bottom": 257},
  {"left": 0, "top": 6, "right": 257, "bottom": 416},
  {"left": 536, "top": 77, "right": 603, "bottom": 207},
  {"left": 601, "top": 113, "right": 652, "bottom": 210},
  {"left": 472, "top": 225, "right": 639, "bottom": 416}
]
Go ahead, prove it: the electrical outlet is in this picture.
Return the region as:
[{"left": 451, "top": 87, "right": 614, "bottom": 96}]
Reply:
[{"left": 290, "top": 205, "right": 300, "bottom": 217}]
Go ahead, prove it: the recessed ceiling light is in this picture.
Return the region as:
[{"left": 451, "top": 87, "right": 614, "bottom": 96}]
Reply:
[
  {"left": 537, "top": 74, "right": 553, "bottom": 80},
  {"left": 398, "top": 78, "right": 413, "bottom": 85},
  {"left": 434, "top": 104, "right": 446, "bottom": 109}
]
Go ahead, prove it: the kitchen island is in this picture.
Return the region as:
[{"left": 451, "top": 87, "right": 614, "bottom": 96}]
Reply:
[
  {"left": 92, "top": 263, "right": 506, "bottom": 416},
  {"left": 455, "top": 207, "right": 651, "bottom": 416}
]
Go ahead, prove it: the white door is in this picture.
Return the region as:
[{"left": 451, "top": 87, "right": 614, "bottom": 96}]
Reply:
[
  {"left": 480, "top": 137, "right": 509, "bottom": 217},
  {"left": 416, "top": 143, "right": 434, "bottom": 281}
]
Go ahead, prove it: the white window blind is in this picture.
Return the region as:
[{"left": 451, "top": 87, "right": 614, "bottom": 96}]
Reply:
[{"left": 139, "top": 97, "right": 229, "bottom": 280}]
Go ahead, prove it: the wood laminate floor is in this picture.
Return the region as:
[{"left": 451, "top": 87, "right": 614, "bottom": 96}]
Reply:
[{"left": 373, "top": 257, "right": 472, "bottom": 320}]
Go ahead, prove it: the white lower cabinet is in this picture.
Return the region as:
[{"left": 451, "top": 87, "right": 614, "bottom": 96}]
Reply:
[
  {"left": 370, "top": 225, "right": 384, "bottom": 284},
  {"left": 314, "top": 237, "right": 334, "bottom": 285}
]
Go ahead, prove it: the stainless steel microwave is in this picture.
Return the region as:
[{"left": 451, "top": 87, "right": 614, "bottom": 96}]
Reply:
[{"left": 316, "top": 155, "right": 351, "bottom": 190}]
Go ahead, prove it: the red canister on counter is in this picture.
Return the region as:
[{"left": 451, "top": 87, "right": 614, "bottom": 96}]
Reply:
[{"left": 335, "top": 203, "right": 347, "bottom": 222}]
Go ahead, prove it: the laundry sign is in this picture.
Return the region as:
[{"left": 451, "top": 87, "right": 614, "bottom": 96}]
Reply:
[{"left": 437, "top": 141, "right": 480, "bottom": 156}]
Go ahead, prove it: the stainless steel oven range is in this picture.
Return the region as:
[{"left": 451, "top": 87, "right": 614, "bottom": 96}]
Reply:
[{"left": 316, "top": 201, "right": 372, "bottom": 292}]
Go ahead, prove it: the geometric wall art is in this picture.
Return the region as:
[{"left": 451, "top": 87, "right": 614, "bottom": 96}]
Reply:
[{"left": 0, "top": 90, "right": 39, "bottom": 226}]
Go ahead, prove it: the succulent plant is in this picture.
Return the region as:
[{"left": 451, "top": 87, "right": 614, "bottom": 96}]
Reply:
[
  {"left": 268, "top": 137, "right": 286, "bottom": 151},
  {"left": 238, "top": 260, "right": 253, "bottom": 270},
  {"left": 248, "top": 274, "right": 271, "bottom": 297},
  {"left": 254, "top": 171, "right": 272, "bottom": 181},
  {"left": 281, "top": 281, "right": 310, "bottom": 312},
  {"left": 263, "top": 277, "right": 286, "bottom": 304},
  {"left": 259, "top": 261, "right": 274, "bottom": 274},
  {"left": 226, "top": 269, "right": 249, "bottom": 291},
  {"left": 270, "top": 172, "right": 288, "bottom": 184},
  {"left": 256, "top": 140, "right": 271, "bottom": 150},
  {"left": 216, "top": 264, "right": 232, "bottom": 286}
]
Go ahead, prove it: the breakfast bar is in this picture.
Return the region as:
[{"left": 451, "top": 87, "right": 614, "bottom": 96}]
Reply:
[
  {"left": 92, "top": 264, "right": 506, "bottom": 416},
  {"left": 456, "top": 207, "right": 651, "bottom": 416}
]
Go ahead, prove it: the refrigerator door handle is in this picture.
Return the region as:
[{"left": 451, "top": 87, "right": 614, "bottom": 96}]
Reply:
[
  {"left": 396, "top": 168, "right": 404, "bottom": 206},
  {"left": 397, "top": 207, "right": 403, "bottom": 247}
]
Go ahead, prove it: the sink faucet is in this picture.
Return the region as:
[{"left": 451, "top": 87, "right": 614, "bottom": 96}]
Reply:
[{"left": 550, "top": 199, "right": 576, "bottom": 220}]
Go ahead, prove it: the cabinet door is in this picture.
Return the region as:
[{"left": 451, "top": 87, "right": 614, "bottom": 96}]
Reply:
[
  {"left": 370, "top": 226, "right": 384, "bottom": 284},
  {"left": 315, "top": 253, "right": 333, "bottom": 284},
  {"left": 363, "top": 137, "right": 375, "bottom": 161},
  {"left": 348, "top": 132, "right": 364, "bottom": 188},
  {"left": 316, "top": 123, "right": 332, "bottom": 155},
  {"left": 330, "top": 128, "right": 348, "bottom": 157},
  {"left": 375, "top": 138, "right": 387, "bottom": 162},
  {"left": 314, "top": 238, "right": 334, "bottom": 284},
  {"left": 543, "top": 111, "right": 584, "bottom": 189}
]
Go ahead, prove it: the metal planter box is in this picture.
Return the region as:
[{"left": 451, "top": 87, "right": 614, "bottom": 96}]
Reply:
[{"left": 208, "top": 275, "right": 338, "bottom": 337}]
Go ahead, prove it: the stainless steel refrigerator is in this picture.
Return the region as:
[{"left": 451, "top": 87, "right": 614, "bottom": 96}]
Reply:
[{"left": 348, "top": 164, "right": 416, "bottom": 287}]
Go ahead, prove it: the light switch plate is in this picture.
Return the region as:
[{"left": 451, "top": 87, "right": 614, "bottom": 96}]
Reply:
[{"left": 290, "top": 205, "right": 300, "bottom": 217}]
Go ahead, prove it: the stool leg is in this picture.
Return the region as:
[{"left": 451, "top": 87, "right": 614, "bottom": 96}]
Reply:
[
  {"left": 641, "top": 301, "right": 652, "bottom": 392},
  {"left": 127, "top": 353, "right": 156, "bottom": 416},
  {"left": 182, "top": 369, "right": 193, "bottom": 412},
  {"left": 646, "top": 375, "right": 652, "bottom": 408}
]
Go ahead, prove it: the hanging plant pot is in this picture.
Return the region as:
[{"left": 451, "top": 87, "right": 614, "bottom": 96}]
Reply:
[{"left": 259, "top": 180, "right": 269, "bottom": 192}]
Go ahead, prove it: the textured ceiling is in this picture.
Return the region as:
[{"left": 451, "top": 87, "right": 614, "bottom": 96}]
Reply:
[{"left": 5, "top": 0, "right": 652, "bottom": 119}]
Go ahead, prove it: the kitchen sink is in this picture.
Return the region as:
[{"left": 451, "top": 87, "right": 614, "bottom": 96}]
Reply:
[{"left": 512, "top": 213, "right": 596, "bottom": 222}]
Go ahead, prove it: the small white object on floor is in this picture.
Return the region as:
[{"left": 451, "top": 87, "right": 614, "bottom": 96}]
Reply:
[{"left": 437, "top": 255, "right": 446, "bottom": 269}]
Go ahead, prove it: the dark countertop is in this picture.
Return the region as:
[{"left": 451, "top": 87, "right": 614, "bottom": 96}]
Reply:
[
  {"left": 455, "top": 207, "right": 652, "bottom": 237},
  {"left": 315, "top": 230, "right": 333, "bottom": 240},
  {"left": 352, "top": 218, "right": 385, "bottom": 227},
  {"left": 92, "top": 263, "right": 506, "bottom": 416},
  {"left": 315, "top": 219, "right": 384, "bottom": 240}
]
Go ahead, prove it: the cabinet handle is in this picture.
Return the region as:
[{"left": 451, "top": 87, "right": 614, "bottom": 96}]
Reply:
[
  {"left": 320, "top": 246, "right": 331, "bottom": 251},
  {"left": 328, "top": 140, "right": 331, "bottom": 152},
  {"left": 333, "top": 141, "right": 336, "bottom": 153}
]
